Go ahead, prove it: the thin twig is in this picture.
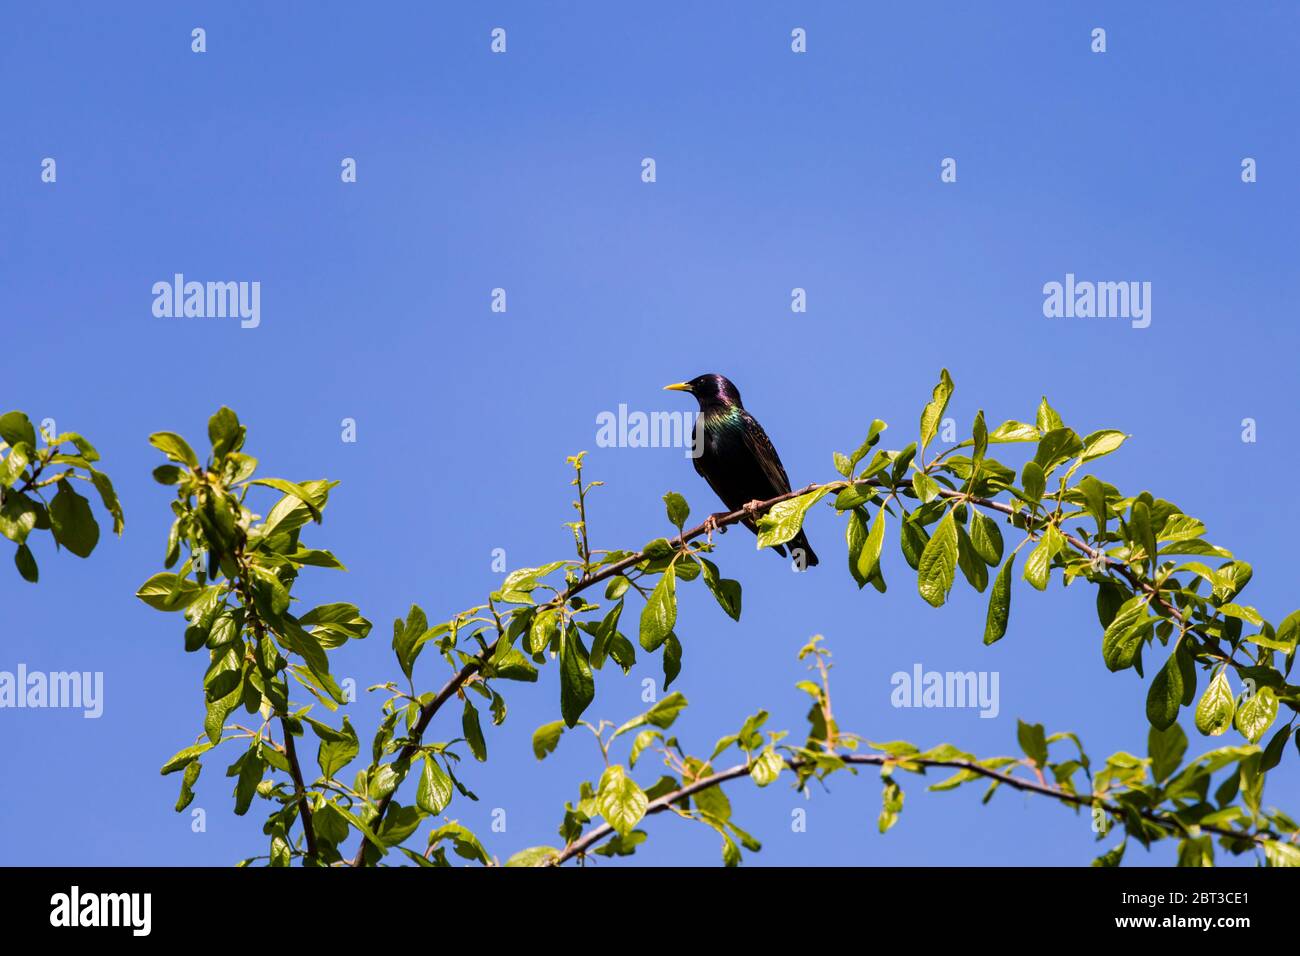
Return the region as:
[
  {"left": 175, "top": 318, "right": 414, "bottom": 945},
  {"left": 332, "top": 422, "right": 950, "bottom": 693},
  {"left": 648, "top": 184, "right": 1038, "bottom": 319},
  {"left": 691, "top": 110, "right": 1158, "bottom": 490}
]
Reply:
[{"left": 549, "top": 752, "right": 1274, "bottom": 865}]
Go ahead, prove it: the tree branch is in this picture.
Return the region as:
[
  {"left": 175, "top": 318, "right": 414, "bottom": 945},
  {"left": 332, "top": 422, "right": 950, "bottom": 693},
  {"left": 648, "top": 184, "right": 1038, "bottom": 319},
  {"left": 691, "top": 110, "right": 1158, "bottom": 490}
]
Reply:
[
  {"left": 550, "top": 752, "right": 1274, "bottom": 866},
  {"left": 349, "top": 469, "right": 1270, "bottom": 866},
  {"left": 233, "top": 562, "right": 318, "bottom": 863}
]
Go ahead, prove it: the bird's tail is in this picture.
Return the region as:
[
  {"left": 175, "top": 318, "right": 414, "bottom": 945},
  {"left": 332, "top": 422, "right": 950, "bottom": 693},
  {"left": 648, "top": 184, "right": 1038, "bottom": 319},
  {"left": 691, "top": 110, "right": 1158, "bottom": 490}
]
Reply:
[{"left": 787, "top": 529, "right": 819, "bottom": 568}]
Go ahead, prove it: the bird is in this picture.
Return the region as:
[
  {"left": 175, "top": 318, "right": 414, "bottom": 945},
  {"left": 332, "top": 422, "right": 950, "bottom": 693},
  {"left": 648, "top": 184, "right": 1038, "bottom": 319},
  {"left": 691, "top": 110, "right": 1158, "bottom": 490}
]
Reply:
[{"left": 664, "top": 374, "right": 818, "bottom": 566}]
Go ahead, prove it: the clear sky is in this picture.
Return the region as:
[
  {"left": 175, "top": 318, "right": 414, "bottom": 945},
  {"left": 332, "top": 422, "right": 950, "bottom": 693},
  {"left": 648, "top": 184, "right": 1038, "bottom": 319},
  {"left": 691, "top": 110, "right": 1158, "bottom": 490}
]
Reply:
[{"left": 3, "top": 2, "right": 1298, "bottom": 866}]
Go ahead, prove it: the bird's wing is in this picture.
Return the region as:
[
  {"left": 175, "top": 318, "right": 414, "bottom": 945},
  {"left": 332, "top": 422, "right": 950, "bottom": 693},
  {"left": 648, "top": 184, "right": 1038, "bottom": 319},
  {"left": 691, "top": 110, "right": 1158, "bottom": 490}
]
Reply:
[{"left": 740, "top": 411, "right": 794, "bottom": 498}]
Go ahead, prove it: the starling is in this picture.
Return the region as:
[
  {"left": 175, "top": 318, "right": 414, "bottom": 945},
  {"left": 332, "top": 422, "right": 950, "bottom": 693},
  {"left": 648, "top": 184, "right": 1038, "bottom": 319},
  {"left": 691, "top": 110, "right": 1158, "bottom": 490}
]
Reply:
[{"left": 664, "top": 374, "right": 819, "bottom": 566}]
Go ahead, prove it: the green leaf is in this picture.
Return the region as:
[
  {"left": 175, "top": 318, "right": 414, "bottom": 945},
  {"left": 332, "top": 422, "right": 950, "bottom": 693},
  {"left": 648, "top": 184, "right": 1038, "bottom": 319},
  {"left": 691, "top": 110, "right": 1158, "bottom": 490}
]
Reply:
[
  {"left": 49, "top": 482, "right": 99, "bottom": 558},
  {"left": 847, "top": 419, "right": 888, "bottom": 473},
  {"left": 919, "top": 369, "right": 954, "bottom": 451},
  {"left": 970, "top": 410, "right": 988, "bottom": 472},
  {"left": 506, "top": 846, "right": 560, "bottom": 867},
  {"left": 1035, "top": 397, "right": 1063, "bottom": 434},
  {"left": 1146, "top": 647, "right": 1185, "bottom": 731},
  {"left": 0, "top": 492, "right": 39, "bottom": 543},
  {"left": 559, "top": 627, "right": 595, "bottom": 727},
  {"left": 596, "top": 765, "right": 648, "bottom": 838},
  {"left": 311, "top": 716, "right": 359, "bottom": 780},
  {"left": 532, "top": 720, "right": 565, "bottom": 760},
  {"left": 1033, "top": 428, "right": 1083, "bottom": 475},
  {"left": 916, "top": 510, "right": 958, "bottom": 607},
  {"left": 0, "top": 442, "right": 30, "bottom": 489},
  {"left": 612, "top": 691, "right": 689, "bottom": 740},
  {"left": 1148, "top": 722, "right": 1187, "bottom": 783},
  {"left": 207, "top": 407, "right": 244, "bottom": 459},
  {"left": 0, "top": 411, "right": 37, "bottom": 449},
  {"left": 392, "top": 604, "right": 430, "bottom": 680},
  {"left": 663, "top": 491, "right": 689, "bottom": 529},
  {"left": 248, "top": 478, "right": 323, "bottom": 523},
  {"left": 1194, "top": 670, "right": 1235, "bottom": 737},
  {"left": 1101, "top": 596, "right": 1152, "bottom": 671},
  {"left": 969, "top": 511, "right": 1003, "bottom": 566},
  {"left": 878, "top": 777, "right": 904, "bottom": 833},
  {"left": 911, "top": 472, "right": 940, "bottom": 504},
  {"left": 856, "top": 506, "right": 887, "bottom": 583},
  {"left": 955, "top": 523, "right": 988, "bottom": 593},
  {"left": 988, "top": 420, "right": 1039, "bottom": 443},
  {"left": 175, "top": 760, "right": 201, "bottom": 812},
  {"left": 161, "top": 741, "right": 214, "bottom": 775},
  {"left": 1091, "top": 841, "right": 1127, "bottom": 867},
  {"left": 1022, "top": 526, "right": 1063, "bottom": 591},
  {"left": 1017, "top": 720, "right": 1048, "bottom": 768},
  {"left": 639, "top": 571, "right": 677, "bottom": 651},
  {"left": 14, "top": 544, "right": 37, "bottom": 582},
  {"left": 749, "top": 748, "right": 784, "bottom": 787},
  {"left": 629, "top": 729, "right": 661, "bottom": 768},
  {"left": 755, "top": 487, "right": 830, "bottom": 550},
  {"left": 462, "top": 699, "right": 487, "bottom": 761},
  {"left": 899, "top": 515, "right": 929, "bottom": 571},
  {"left": 1128, "top": 500, "right": 1159, "bottom": 571},
  {"left": 1219, "top": 603, "right": 1264, "bottom": 627},
  {"left": 663, "top": 633, "right": 682, "bottom": 690},
  {"left": 528, "top": 606, "right": 560, "bottom": 655},
  {"left": 417, "top": 756, "right": 453, "bottom": 815},
  {"left": 983, "top": 554, "right": 1015, "bottom": 645},
  {"left": 87, "top": 467, "right": 124, "bottom": 535},
  {"left": 149, "top": 431, "right": 199, "bottom": 468},
  {"left": 136, "top": 572, "right": 203, "bottom": 612},
  {"left": 699, "top": 557, "right": 741, "bottom": 621},
  {"left": 152, "top": 464, "right": 182, "bottom": 485},
  {"left": 1079, "top": 429, "right": 1128, "bottom": 463},
  {"left": 1021, "top": 460, "right": 1045, "bottom": 504},
  {"left": 1235, "top": 686, "right": 1278, "bottom": 744},
  {"left": 1177, "top": 836, "right": 1214, "bottom": 868}
]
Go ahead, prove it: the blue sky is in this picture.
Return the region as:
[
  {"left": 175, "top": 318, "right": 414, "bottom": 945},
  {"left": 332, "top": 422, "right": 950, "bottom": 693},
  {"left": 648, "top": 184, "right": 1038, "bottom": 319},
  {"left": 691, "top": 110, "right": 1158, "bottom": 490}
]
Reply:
[{"left": 3, "top": 2, "right": 1298, "bottom": 866}]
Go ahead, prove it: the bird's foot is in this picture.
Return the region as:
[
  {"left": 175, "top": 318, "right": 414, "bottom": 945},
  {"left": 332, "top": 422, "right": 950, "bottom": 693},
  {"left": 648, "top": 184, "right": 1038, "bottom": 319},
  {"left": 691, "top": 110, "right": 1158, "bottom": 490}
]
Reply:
[
  {"left": 702, "top": 512, "right": 729, "bottom": 543},
  {"left": 742, "top": 499, "right": 765, "bottom": 515}
]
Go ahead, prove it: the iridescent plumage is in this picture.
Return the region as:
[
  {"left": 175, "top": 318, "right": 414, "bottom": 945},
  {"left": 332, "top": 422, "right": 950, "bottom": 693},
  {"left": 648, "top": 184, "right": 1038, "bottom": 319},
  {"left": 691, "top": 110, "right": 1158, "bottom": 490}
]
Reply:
[{"left": 664, "top": 374, "right": 818, "bottom": 566}]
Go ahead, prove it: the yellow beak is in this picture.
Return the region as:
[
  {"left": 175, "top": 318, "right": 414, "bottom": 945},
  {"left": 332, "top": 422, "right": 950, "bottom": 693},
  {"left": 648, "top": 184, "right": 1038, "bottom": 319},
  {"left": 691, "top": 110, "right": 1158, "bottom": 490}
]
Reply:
[{"left": 663, "top": 382, "right": 692, "bottom": 392}]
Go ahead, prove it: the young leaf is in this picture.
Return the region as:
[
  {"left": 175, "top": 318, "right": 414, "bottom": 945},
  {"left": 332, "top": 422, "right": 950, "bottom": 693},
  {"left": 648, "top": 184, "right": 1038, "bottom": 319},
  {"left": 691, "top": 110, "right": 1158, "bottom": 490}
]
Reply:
[
  {"left": 639, "top": 572, "right": 677, "bottom": 651},
  {"left": 699, "top": 557, "right": 741, "bottom": 621},
  {"left": 755, "top": 487, "right": 830, "bottom": 549},
  {"left": 917, "top": 510, "right": 958, "bottom": 607},
  {"left": 1235, "top": 686, "right": 1278, "bottom": 744},
  {"left": 1194, "top": 670, "right": 1235, "bottom": 737},
  {"left": 663, "top": 491, "right": 689, "bottom": 529},
  {"left": 596, "top": 765, "right": 648, "bottom": 838},
  {"left": 462, "top": 699, "right": 487, "bottom": 761},
  {"left": 532, "top": 720, "right": 565, "bottom": 760},
  {"left": 417, "top": 756, "right": 454, "bottom": 815},
  {"left": 559, "top": 627, "right": 595, "bottom": 727},
  {"left": 983, "top": 554, "right": 1015, "bottom": 645},
  {"left": 919, "top": 369, "right": 954, "bottom": 452},
  {"left": 49, "top": 482, "right": 99, "bottom": 558},
  {"left": 857, "top": 507, "right": 887, "bottom": 583},
  {"left": 1146, "top": 649, "right": 1184, "bottom": 731}
]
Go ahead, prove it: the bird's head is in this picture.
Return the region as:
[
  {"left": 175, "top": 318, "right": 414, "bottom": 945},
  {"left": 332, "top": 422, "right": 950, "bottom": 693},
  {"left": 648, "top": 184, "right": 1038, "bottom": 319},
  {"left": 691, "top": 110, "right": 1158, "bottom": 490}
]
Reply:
[{"left": 663, "top": 373, "right": 743, "bottom": 409}]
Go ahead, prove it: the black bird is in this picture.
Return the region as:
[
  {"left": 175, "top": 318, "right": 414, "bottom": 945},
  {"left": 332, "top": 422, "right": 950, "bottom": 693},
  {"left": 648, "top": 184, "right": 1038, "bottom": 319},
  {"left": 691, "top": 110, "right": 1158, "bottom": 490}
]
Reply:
[{"left": 664, "top": 374, "right": 818, "bottom": 566}]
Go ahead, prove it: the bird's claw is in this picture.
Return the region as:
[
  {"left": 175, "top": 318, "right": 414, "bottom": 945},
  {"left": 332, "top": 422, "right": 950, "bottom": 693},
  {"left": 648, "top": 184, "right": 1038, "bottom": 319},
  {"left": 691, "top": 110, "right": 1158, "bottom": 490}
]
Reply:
[
  {"left": 702, "top": 512, "right": 728, "bottom": 543},
  {"left": 742, "top": 499, "right": 765, "bottom": 515}
]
